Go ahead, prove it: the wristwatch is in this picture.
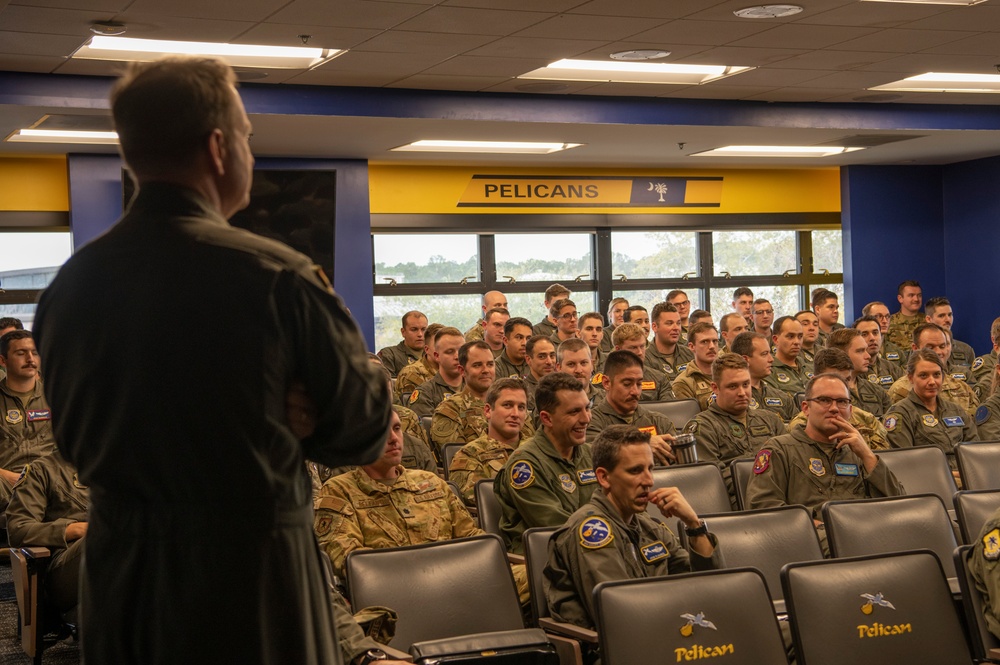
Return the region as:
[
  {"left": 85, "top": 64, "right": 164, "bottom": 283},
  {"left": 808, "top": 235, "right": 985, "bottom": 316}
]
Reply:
[
  {"left": 684, "top": 519, "right": 709, "bottom": 538},
  {"left": 355, "top": 649, "right": 388, "bottom": 664}
]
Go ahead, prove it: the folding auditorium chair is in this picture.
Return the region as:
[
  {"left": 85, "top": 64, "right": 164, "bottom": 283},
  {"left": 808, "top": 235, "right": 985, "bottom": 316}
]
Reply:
[
  {"left": 954, "top": 545, "right": 1000, "bottom": 663},
  {"left": 822, "top": 494, "right": 960, "bottom": 591},
  {"left": 346, "top": 535, "right": 557, "bottom": 664},
  {"left": 647, "top": 463, "right": 732, "bottom": 519},
  {"left": 594, "top": 568, "right": 789, "bottom": 665},
  {"left": 874, "top": 446, "right": 957, "bottom": 507},
  {"left": 440, "top": 442, "right": 464, "bottom": 481},
  {"left": 10, "top": 546, "right": 76, "bottom": 665},
  {"left": 642, "top": 398, "right": 701, "bottom": 429},
  {"left": 955, "top": 489, "right": 1000, "bottom": 545},
  {"left": 957, "top": 441, "right": 1000, "bottom": 490},
  {"left": 729, "top": 458, "right": 755, "bottom": 510},
  {"left": 781, "top": 550, "right": 972, "bottom": 665},
  {"left": 681, "top": 506, "right": 823, "bottom": 614},
  {"left": 522, "top": 526, "right": 595, "bottom": 665},
  {"left": 475, "top": 478, "right": 504, "bottom": 538},
  {"left": 420, "top": 416, "right": 434, "bottom": 449}
]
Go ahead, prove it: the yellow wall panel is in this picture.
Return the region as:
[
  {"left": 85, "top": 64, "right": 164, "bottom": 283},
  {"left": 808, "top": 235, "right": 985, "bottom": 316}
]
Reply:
[{"left": 0, "top": 156, "right": 69, "bottom": 212}]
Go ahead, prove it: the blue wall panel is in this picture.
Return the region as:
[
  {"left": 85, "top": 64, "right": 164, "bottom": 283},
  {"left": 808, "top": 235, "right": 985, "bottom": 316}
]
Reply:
[{"left": 67, "top": 153, "right": 123, "bottom": 250}]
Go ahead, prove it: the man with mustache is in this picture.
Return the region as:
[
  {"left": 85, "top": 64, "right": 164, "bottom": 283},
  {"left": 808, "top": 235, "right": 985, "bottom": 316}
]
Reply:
[{"left": 0, "top": 330, "right": 55, "bottom": 511}]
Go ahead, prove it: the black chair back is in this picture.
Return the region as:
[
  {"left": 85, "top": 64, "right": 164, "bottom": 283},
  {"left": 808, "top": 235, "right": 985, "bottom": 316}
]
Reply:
[
  {"left": 730, "top": 458, "right": 755, "bottom": 510},
  {"left": 874, "top": 446, "right": 956, "bottom": 506},
  {"left": 346, "top": 535, "right": 524, "bottom": 650},
  {"left": 647, "top": 463, "right": 732, "bottom": 518},
  {"left": 822, "top": 494, "right": 958, "bottom": 579},
  {"left": 782, "top": 550, "right": 971, "bottom": 665},
  {"left": 956, "top": 441, "right": 1000, "bottom": 490},
  {"left": 954, "top": 489, "right": 1000, "bottom": 544},
  {"left": 522, "top": 526, "right": 559, "bottom": 625},
  {"left": 475, "top": 478, "right": 503, "bottom": 536},
  {"left": 642, "top": 399, "right": 701, "bottom": 429},
  {"left": 441, "top": 442, "right": 464, "bottom": 480},
  {"left": 594, "top": 568, "right": 789, "bottom": 665}
]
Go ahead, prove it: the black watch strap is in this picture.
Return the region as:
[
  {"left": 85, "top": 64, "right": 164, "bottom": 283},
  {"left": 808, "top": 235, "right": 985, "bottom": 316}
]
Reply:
[
  {"left": 356, "top": 648, "right": 388, "bottom": 665},
  {"left": 684, "top": 519, "right": 709, "bottom": 537}
]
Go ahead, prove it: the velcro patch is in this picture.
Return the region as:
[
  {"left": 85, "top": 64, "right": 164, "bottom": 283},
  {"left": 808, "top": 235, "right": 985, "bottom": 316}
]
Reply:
[
  {"left": 973, "top": 358, "right": 985, "bottom": 371},
  {"left": 638, "top": 425, "right": 658, "bottom": 437},
  {"left": 977, "top": 405, "right": 991, "bottom": 426},
  {"left": 26, "top": 409, "right": 50, "bottom": 422},
  {"left": 592, "top": 373, "right": 604, "bottom": 386},
  {"left": 577, "top": 469, "right": 597, "bottom": 484},
  {"left": 579, "top": 517, "right": 613, "bottom": 549},
  {"left": 559, "top": 473, "right": 577, "bottom": 493},
  {"left": 809, "top": 458, "right": 826, "bottom": 477},
  {"left": 316, "top": 495, "right": 353, "bottom": 515},
  {"left": 641, "top": 381, "right": 656, "bottom": 391},
  {"left": 884, "top": 416, "right": 897, "bottom": 432},
  {"left": 943, "top": 416, "right": 965, "bottom": 428},
  {"left": 835, "top": 463, "right": 859, "bottom": 477},
  {"left": 765, "top": 398, "right": 782, "bottom": 407},
  {"left": 409, "top": 390, "right": 419, "bottom": 404},
  {"left": 984, "top": 528, "right": 1000, "bottom": 561},
  {"left": 753, "top": 449, "right": 772, "bottom": 475},
  {"left": 640, "top": 541, "right": 669, "bottom": 563},
  {"left": 886, "top": 352, "right": 900, "bottom": 361},
  {"left": 510, "top": 460, "right": 535, "bottom": 489}
]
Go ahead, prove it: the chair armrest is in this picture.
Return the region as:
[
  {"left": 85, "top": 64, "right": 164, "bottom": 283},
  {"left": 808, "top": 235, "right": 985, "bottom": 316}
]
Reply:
[
  {"left": 376, "top": 643, "right": 411, "bottom": 662},
  {"left": 507, "top": 553, "right": 525, "bottom": 565},
  {"left": 538, "top": 617, "right": 599, "bottom": 644},
  {"left": 19, "top": 547, "right": 51, "bottom": 561}
]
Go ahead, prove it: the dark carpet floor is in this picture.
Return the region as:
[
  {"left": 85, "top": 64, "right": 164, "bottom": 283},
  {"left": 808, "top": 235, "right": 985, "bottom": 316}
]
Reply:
[{"left": 0, "top": 561, "right": 79, "bottom": 665}]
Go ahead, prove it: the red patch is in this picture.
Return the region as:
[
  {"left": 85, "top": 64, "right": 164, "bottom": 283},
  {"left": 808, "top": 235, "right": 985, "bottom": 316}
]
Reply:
[{"left": 753, "top": 449, "right": 772, "bottom": 475}]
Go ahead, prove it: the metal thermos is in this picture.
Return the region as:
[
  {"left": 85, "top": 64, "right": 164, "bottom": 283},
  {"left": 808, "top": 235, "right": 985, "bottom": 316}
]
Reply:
[{"left": 673, "top": 432, "right": 698, "bottom": 465}]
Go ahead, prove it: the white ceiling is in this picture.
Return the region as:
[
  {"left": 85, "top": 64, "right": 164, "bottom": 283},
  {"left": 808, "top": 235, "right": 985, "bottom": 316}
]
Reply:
[{"left": 3, "top": 0, "right": 1000, "bottom": 167}]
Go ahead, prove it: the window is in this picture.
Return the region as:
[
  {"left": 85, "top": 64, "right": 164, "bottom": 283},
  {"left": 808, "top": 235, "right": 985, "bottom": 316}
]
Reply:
[
  {"left": 507, "top": 291, "right": 597, "bottom": 326},
  {"left": 712, "top": 230, "right": 797, "bottom": 277},
  {"left": 373, "top": 294, "right": 479, "bottom": 352},
  {"left": 710, "top": 285, "right": 799, "bottom": 323},
  {"left": 494, "top": 233, "right": 592, "bottom": 283},
  {"left": 0, "top": 231, "right": 73, "bottom": 328},
  {"left": 373, "top": 234, "right": 478, "bottom": 285},
  {"left": 812, "top": 230, "right": 843, "bottom": 275},
  {"left": 611, "top": 231, "right": 698, "bottom": 280}
]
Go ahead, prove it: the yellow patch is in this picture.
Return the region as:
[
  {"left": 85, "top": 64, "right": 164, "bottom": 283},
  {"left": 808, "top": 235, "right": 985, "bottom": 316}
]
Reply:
[
  {"left": 591, "top": 373, "right": 604, "bottom": 385},
  {"left": 984, "top": 528, "right": 1000, "bottom": 561},
  {"left": 638, "top": 425, "right": 658, "bottom": 436},
  {"left": 409, "top": 390, "right": 419, "bottom": 404},
  {"left": 641, "top": 381, "right": 656, "bottom": 390}
]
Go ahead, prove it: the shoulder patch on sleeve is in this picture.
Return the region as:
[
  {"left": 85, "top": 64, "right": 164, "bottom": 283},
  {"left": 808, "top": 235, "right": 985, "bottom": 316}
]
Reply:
[
  {"left": 579, "top": 516, "right": 613, "bottom": 549},
  {"left": 984, "top": 528, "right": 1000, "bottom": 561},
  {"left": 683, "top": 420, "right": 699, "bottom": 434},
  {"left": 592, "top": 373, "right": 604, "bottom": 386},
  {"left": 12, "top": 464, "right": 29, "bottom": 490},
  {"left": 753, "top": 449, "right": 771, "bottom": 475},
  {"left": 973, "top": 357, "right": 985, "bottom": 371},
  {"left": 510, "top": 460, "right": 535, "bottom": 490},
  {"left": 408, "top": 390, "right": 419, "bottom": 404},
  {"left": 976, "top": 405, "right": 991, "bottom": 426},
  {"left": 884, "top": 416, "right": 897, "bottom": 432}
]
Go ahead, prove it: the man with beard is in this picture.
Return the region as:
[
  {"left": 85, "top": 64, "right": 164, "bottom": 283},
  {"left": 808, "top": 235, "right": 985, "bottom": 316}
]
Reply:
[{"left": 671, "top": 322, "right": 720, "bottom": 411}]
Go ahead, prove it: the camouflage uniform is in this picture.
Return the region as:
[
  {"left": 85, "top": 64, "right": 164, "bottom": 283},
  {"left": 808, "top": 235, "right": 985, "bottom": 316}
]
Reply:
[
  {"left": 951, "top": 338, "right": 976, "bottom": 369},
  {"left": 376, "top": 341, "right": 421, "bottom": 378},
  {"left": 430, "top": 388, "right": 534, "bottom": 452},
  {"left": 975, "top": 392, "right": 1000, "bottom": 441},
  {"left": 495, "top": 430, "right": 597, "bottom": 554},
  {"left": 464, "top": 321, "right": 485, "bottom": 343},
  {"left": 867, "top": 352, "right": 905, "bottom": 389},
  {"left": 408, "top": 374, "right": 463, "bottom": 419},
  {"left": 671, "top": 364, "right": 714, "bottom": 411},
  {"left": 789, "top": 406, "right": 891, "bottom": 450},
  {"left": 887, "top": 311, "right": 923, "bottom": 352},
  {"left": 6, "top": 449, "right": 88, "bottom": 613},
  {"left": 394, "top": 354, "right": 435, "bottom": 404},
  {"left": 745, "top": 427, "right": 904, "bottom": 523},
  {"left": 644, "top": 343, "right": 694, "bottom": 379},
  {"left": 968, "top": 507, "right": 1000, "bottom": 640},
  {"left": 448, "top": 433, "right": 519, "bottom": 506},
  {"left": 751, "top": 382, "right": 799, "bottom": 423},
  {"left": 682, "top": 404, "right": 786, "bottom": 505},
  {"left": 883, "top": 392, "right": 978, "bottom": 469},
  {"left": 0, "top": 378, "right": 56, "bottom": 509},
  {"left": 763, "top": 357, "right": 814, "bottom": 396},
  {"left": 532, "top": 318, "right": 557, "bottom": 337},
  {"left": 315, "top": 466, "right": 482, "bottom": 577},
  {"left": 851, "top": 378, "right": 892, "bottom": 418},
  {"left": 887, "top": 374, "right": 978, "bottom": 419},
  {"left": 586, "top": 400, "right": 675, "bottom": 444},
  {"left": 494, "top": 349, "right": 528, "bottom": 379},
  {"left": 545, "top": 491, "right": 722, "bottom": 629}
]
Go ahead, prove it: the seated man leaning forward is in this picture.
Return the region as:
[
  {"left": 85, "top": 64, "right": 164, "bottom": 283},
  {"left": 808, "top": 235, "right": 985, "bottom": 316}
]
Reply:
[
  {"left": 544, "top": 425, "right": 721, "bottom": 629},
  {"left": 495, "top": 372, "right": 595, "bottom": 555},
  {"left": 745, "top": 374, "right": 904, "bottom": 555}
]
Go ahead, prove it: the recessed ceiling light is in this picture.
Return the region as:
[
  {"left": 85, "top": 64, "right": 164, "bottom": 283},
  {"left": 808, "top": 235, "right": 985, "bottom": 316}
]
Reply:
[
  {"left": 690, "top": 145, "right": 865, "bottom": 157},
  {"left": 518, "top": 59, "right": 753, "bottom": 85},
  {"left": 861, "top": 0, "right": 985, "bottom": 5},
  {"left": 6, "top": 129, "right": 119, "bottom": 144},
  {"left": 734, "top": 5, "right": 804, "bottom": 18},
  {"left": 870, "top": 72, "right": 1000, "bottom": 93},
  {"left": 391, "top": 140, "right": 583, "bottom": 154},
  {"left": 72, "top": 36, "right": 344, "bottom": 70},
  {"left": 90, "top": 21, "right": 126, "bottom": 36},
  {"left": 610, "top": 50, "right": 671, "bottom": 61}
]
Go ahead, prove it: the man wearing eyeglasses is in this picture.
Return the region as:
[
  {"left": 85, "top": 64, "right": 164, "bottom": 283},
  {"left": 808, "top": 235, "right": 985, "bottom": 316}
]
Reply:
[
  {"left": 745, "top": 374, "right": 904, "bottom": 554},
  {"left": 750, "top": 299, "right": 774, "bottom": 339},
  {"left": 666, "top": 289, "right": 692, "bottom": 344},
  {"left": 549, "top": 298, "right": 579, "bottom": 345}
]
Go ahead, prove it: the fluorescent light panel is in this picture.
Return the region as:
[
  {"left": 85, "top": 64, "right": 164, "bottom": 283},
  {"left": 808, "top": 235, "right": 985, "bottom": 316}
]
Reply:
[
  {"left": 392, "top": 140, "right": 583, "bottom": 154},
  {"left": 691, "top": 145, "right": 865, "bottom": 158},
  {"left": 73, "top": 36, "right": 343, "bottom": 70},
  {"left": 518, "top": 59, "right": 753, "bottom": 85},
  {"left": 6, "top": 128, "right": 119, "bottom": 144},
  {"left": 871, "top": 72, "right": 1000, "bottom": 93}
]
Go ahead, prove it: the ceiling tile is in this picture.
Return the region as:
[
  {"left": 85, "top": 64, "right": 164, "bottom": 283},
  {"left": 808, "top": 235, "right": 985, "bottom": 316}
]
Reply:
[
  {"left": 683, "top": 0, "right": 856, "bottom": 21},
  {"left": 574, "top": 41, "right": 708, "bottom": 61},
  {"left": 0, "top": 52, "right": 64, "bottom": 73},
  {"left": 825, "top": 28, "right": 974, "bottom": 53},
  {"left": 677, "top": 46, "right": 808, "bottom": 67},
  {"left": 627, "top": 18, "right": 775, "bottom": 46},
  {"left": 902, "top": 5, "right": 1000, "bottom": 32},
  {"left": 793, "top": 2, "right": 949, "bottom": 29},
  {"left": 285, "top": 68, "right": 406, "bottom": 86},
  {"left": 387, "top": 73, "right": 510, "bottom": 91},
  {"left": 566, "top": 0, "right": 720, "bottom": 20},
  {"left": 354, "top": 30, "right": 497, "bottom": 56},
  {"left": 422, "top": 54, "right": 545, "bottom": 77},
  {"left": 0, "top": 29, "right": 86, "bottom": 56},
  {"left": 730, "top": 24, "right": 879, "bottom": 50},
  {"left": 10, "top": 0, "right": 129, "bottom": 10},
  {"left": 309, "top": 49, "right": 443, "bottom": 74},
  {"left": 765, "top": 49, "right": 898, "bottom": 71},
  {"left": 465, "top": 35, "right": 607, "bottom": 60},
  {"left": 792, "top": 69, "right": 901, "bottom": 89},
  {"left": 270, "top": 0, "right": 429, "bottom": 29},
  {"left": 513, "top": 13, "right": 659, "bottom": 40},
  {"left": 744, "top": 87, "right": 854, "bottom": 102},
  {"left": 723, "top": 67, "right": 838, "bottom": 86},
  {"left": 111, "top": 12, "right": 256, "bottom": 41},
  {"left": 396, "top": 6, "right": 554, "bottom": 36},
  {"left": 921, "top": 32, "right": 1000, "bottom": 56},
  {"left": 444, "top": 0, "right": 582, "bottom": 11},
  {"left": 236, "top": 23, "right": 379, "bottom": 49},
  {"left": 122, "top": 0, "right": 289, "bottom": 22},
  {"left": 662, "top": 83, "right": 781, "bottom": 100},
  {"left": 0, "top": 5, "right": 111, "bottom": 36},
  {"left": 857, "top": 52, "right": 1000, "bottom": 74}
]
